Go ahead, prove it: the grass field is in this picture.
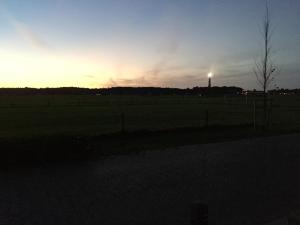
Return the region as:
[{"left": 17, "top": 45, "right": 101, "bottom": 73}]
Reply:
[{"left": 0, "top": 94, "right": 299, "bottom": 138}]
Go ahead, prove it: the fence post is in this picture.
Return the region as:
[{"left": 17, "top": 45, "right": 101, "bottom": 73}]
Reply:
[
  {"left": 267, "top": 98, "right": 273, "bottom": 129},
  {"left": 205, "top": 110, "right": 209, "bottom": 127},
  {"left": 191, "top": 202, "right": 208, "bottom": 225},
  {"left": 253, "top": 100, "right": 256, "bottom": 129},
  {"left": 121, "top": 112, "right": 125, "bottom": 133}
]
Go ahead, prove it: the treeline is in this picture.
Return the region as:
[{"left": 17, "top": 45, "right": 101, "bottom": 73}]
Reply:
[
  {"left": 269, "top": 88, "right": 300, "bottom": 95},
  {"left": 0, "top": 87, "right": 94, "bottom": 95},
  {"left": 100, "top": 86, "right": 244, "bottom": 96},
  {"left": 0, "top": 86, "right": 244, "bottom": 96}
]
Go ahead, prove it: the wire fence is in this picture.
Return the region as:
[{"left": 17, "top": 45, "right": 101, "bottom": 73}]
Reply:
[{"left": 0, "top": 95, "right": 300, "bottom": 137}]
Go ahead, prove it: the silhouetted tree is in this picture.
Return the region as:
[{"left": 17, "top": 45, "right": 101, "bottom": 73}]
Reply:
[{"left": 254, "top": 0, "right": 277, "bottom": 128}]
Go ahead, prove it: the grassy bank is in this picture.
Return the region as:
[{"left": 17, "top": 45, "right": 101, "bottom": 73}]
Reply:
[{"left": 1, "top": 124, "right": 297, "bottom": 167}]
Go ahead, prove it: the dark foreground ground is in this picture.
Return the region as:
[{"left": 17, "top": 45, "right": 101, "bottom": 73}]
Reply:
[{"left": 1, "top": 134, "right": 300, "bottom": 225}]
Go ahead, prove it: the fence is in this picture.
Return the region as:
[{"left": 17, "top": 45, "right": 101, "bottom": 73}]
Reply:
[{"left": 0, "top": 95, "right": 300, "bottom": 137}]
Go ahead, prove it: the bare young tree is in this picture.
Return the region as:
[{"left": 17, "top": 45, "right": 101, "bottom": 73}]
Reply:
[{"left": 254, "top": 0, "right": 276, "bottom": 128}]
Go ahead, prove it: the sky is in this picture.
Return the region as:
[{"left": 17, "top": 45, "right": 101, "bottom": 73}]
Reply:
[{"left": 0, "top": 0, "right": 300, "bottom": 89}]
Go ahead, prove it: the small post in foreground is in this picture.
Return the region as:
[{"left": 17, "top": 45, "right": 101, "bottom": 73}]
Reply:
[
  {"left": 205, "top": 110, "right": 209, "bottom": 127},
  {"left": 191, "top": 202, "right": 208, "bottom": 225},
  {"left": 253, "top": 100, "right": 257, "bottom": 129},
  {"left": 121, "top": 112, "right": 125, "bottom": 133}
]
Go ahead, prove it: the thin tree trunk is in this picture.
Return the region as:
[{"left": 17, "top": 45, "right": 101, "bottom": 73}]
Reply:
[
  {"left": 264, "top": 92, "right": 267, "bottom": 129},
  {"left": 263, "top": 2, "right": 269, "bottom": 129}
]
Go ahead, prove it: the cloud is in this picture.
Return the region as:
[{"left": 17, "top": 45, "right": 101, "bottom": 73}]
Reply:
[
  {"left": 157, "top": 74, "right": 205, "bottom": 88},
  {"left": 12, "top": 20, "right": 52, "bottom": 51},
  {"left": 105, "top": 70, "right": 205, "bottom": 88},
  {"left": 82, "top": 74, "right": 95, "bottom": 79},
  {"left": 146, "top": 8, "right": 184, "bottom": 79},
  {"left": 0, "top": 2, "right": 51, "bottom": 51},
  {"left": 146, "top": 59, "right": 169, "bottom": 77},
  {"left": 105, "top": 76, "right": 155, "bottom": 87}
]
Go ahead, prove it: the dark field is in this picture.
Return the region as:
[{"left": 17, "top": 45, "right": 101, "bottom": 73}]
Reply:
[
  {"left": 0, "top": 95, "right": 300, "bottom": 138},
  {"left": 1, "top": 94, "right": 300, "bottom": 166}
]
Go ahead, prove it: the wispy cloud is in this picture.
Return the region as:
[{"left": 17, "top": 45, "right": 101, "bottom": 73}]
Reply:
[
  {"left": 146, "top": 59, "right": 170, "bottom": 77},
  {"left": 0, "top": 2, "right": 52, "bottom": 51},
  {"left": 12, "top": 20, "right": 51, "bottom": 51},
  {"left": 158, "top": 74, "right": 204, "bottom": 88},
  {"left": 82, "top": 74, "right": 95, "bottom": 79},
  {"left": 105, "top": 76, "right": 155, "bottom": 88}
]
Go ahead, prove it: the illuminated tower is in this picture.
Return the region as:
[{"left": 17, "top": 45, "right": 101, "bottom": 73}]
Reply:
[{"left": 208, "top": 72, "right": 213, "bottom": 88}]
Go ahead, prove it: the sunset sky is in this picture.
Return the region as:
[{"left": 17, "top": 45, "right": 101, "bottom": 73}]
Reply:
[{"left": 0, "top": 0, "right": 300, "bottom": 89}]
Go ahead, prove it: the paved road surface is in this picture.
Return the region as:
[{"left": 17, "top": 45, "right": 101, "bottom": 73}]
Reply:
[{"left": 1, "top": 134, "right": 300, "bottom": 225}]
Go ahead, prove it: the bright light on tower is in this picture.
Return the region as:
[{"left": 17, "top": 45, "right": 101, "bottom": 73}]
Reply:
[{"left": 208, "top": 72, "right": 213, "bottom": 88}]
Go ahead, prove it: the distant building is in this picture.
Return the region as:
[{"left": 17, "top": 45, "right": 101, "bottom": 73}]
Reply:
[{"left": 243, "top": 90, "right": 265, "bottom": 96}]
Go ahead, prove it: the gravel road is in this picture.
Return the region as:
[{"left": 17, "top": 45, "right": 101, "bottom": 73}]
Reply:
[{"left": 1, "top": 133, "right": 300, "bottom": 225}]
